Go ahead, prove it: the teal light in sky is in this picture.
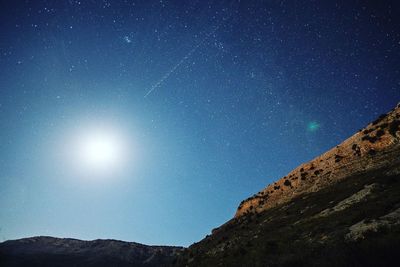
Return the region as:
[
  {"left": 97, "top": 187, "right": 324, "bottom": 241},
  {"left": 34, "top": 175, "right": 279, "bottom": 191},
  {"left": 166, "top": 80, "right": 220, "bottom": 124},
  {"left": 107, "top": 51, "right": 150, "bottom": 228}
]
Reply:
[{"left": 307, "top": 121, "right": 321, "bottom": 132}]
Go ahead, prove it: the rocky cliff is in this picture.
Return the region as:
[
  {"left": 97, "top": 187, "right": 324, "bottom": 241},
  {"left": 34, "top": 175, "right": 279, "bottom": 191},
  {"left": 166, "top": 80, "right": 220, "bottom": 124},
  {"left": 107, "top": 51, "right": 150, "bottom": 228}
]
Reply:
[
  {"left": 235, "top": 103, "right": 400, "bottom": 217},
  {"left": 174, "top": 103, "right": 400, "bottom": 266}
]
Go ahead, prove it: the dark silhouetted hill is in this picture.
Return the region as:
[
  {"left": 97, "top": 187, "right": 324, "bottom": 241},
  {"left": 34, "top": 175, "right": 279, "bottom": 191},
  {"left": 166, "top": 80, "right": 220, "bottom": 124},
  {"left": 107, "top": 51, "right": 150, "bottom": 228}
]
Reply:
[{"left": 0, "top": 236, "right": 182, "bottom": 267}]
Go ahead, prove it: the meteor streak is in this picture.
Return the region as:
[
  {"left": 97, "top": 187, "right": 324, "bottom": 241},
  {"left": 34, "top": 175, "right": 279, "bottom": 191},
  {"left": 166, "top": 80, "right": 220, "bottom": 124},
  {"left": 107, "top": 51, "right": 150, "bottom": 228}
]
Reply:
[{"left": 144, "top": 23, "right": 223, "bottom": 98}]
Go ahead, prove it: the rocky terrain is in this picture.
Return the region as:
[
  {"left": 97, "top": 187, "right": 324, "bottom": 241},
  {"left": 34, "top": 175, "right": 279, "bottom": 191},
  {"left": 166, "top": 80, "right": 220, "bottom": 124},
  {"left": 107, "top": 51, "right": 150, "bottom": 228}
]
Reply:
[
  {"left": 175, "top": 168, "right": 400, "bottom": 266},
  {"left": 0, "top": 236, "right": 182, "bottom": 267},
  {"left": 1, "top": 103, "right": 399, "bottom": 267},
  {"left": 174, "top": 103, "right": 400, "bottom": 266},
  {"left": 235, "top": 103, "right": 400, "bottom": 218}
]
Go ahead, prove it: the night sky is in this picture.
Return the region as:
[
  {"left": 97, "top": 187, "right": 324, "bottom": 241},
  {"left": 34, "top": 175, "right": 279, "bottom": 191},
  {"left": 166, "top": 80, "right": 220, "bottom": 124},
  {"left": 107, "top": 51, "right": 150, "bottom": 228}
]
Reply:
[{"left": 0, "top": 1, "right": 399, "bottom": 246}]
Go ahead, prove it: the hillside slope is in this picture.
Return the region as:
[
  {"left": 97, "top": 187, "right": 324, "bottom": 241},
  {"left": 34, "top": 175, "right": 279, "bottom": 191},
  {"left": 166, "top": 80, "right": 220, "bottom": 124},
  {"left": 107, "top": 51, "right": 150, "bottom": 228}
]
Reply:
[
  {"left": 174, "top": 103, "right": 400, "bottom": 266},
  {"left": 235, "top": 103, "right": 400, "bottom": 218}
]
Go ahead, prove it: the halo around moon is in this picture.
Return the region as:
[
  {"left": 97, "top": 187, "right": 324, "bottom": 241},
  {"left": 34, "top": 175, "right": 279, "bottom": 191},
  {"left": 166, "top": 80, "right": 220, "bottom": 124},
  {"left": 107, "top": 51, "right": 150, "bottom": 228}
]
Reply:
[{"left": 64, "top": 122, "right": 132, "bottom": 179}]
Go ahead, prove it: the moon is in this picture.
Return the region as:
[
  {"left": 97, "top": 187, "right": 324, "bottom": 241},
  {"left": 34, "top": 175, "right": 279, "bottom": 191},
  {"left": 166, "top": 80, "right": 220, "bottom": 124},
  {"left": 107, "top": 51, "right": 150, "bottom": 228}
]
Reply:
[
  {"left": 66, "top": 123, "right": 131, "bottom": 178},
  {"left": 78, "top": 131, "right": 123, "bottom": 171}
]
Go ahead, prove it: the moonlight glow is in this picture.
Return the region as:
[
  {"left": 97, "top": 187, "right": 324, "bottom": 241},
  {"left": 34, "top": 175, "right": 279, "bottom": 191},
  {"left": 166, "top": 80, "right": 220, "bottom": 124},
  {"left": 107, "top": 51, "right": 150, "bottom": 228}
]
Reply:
[
  {"left": 78, "top": 132, "right": 122, "bottom": 170},
  {"left": 67, "top": 124, "right": 131, "bottom": 177}
]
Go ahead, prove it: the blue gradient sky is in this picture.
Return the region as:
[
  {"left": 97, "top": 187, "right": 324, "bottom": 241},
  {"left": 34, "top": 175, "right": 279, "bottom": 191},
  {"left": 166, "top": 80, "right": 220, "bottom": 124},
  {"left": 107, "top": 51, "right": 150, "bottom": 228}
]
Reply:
[{"left": 0, "top": 1, "right": 399, "bottom": 246}]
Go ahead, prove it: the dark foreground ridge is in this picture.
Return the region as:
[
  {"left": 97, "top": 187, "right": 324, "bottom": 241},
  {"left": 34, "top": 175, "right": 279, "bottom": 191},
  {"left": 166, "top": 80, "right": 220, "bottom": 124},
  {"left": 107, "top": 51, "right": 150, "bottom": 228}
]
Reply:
[
  {"left": 174, "top": 169, "right": 400, "bottom": 266},
  {"left": 1, "top": 103, "right": 400, "bottom": 267}
]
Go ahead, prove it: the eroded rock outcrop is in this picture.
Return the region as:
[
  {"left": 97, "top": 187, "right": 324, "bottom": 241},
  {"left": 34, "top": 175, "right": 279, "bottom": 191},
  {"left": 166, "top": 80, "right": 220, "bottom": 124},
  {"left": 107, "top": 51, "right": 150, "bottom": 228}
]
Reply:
[{"left": 235, "top": 103, "right": 400, "bottom": 217}]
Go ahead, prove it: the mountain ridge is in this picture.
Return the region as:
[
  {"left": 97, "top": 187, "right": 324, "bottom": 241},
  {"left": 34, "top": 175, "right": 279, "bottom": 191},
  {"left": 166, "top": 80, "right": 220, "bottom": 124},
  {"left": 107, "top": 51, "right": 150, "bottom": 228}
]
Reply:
[
  {"left": 0, "top": 236, "right": 183, "bottom": 267},
  {"left": 235, "top": 102, "right": 400, "bottom": 217}
]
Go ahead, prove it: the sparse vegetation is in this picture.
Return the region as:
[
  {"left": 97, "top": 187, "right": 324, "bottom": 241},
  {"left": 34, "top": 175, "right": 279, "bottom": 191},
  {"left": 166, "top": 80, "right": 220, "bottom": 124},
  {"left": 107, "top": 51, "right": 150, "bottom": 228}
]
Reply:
[
  {"left": 335, "top": 154, "right": 344, "bottom": 162},
  {"left": 363, "top": 128, "right": 374, "bottom": 135},
  {"left": 284, "top": 180, "right": 291, "bottom": 186},
  {"left": 376, "top": 129, "right": 385, "bottom": 137},
  {"left": 389, "top": 120, "right": 400, "bottom": 137},
  {"left": 352, "top": 143, "right": 361, "bottom": 156},
  {"left": 361, "top": 134, "right": 379, "bottom": 143},
  {"left": 379, "top": 122, "right": 388, "bottom": 129},
  {"left": 174, "top": 170, "right": 400, "bottom": 267},
  {"left": 372, "top": 114, "right": 387, "bottom": 125}
]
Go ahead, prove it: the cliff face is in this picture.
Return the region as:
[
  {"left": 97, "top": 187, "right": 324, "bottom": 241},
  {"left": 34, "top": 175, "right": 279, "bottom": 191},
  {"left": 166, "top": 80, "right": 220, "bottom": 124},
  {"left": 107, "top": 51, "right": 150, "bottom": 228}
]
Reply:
[
  {"left": 235, "top": 103, "right": 400, "bottom": 218},
  {"left": 174, "top": 104, "right": 400, "bottom": 267},
  {"left": 176, "top": 167, "right": 400, "bottom": 266}
]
